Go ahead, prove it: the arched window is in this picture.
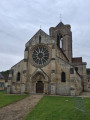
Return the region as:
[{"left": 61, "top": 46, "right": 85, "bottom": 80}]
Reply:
[
  {"left": 70, "top": 68, "right": 74, "bottom": 74},
  {"left": 57, "top": 33, "right": 63, "bottom": 49},
  {"left": 61, "top": 72, "right": 66, "bottom": 82},
  {"left": 60, "top": 37, "right": 63, "bottom": 48},
  {"left": 17, "top": 72, "right": 20, "bottom": 81},
  {"left": 39, "top": 35, "right": 41, "bottom": 43},
  {"left": 59, "top": 33, "right": 63, "bottom": 49}
]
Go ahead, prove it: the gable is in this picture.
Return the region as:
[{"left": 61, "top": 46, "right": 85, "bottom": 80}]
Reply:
[{"left": 25, "top": 29, "right": 55, "bottom": 47}]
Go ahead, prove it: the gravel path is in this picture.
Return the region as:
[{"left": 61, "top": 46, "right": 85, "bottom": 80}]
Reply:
[{"left": 0, "top": 95, "right": 43, "bottom": 120}]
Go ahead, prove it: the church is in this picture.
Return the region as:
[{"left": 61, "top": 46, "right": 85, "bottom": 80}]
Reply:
[{"left": 7, "top": 21, "right": 88, "bottom": 95}]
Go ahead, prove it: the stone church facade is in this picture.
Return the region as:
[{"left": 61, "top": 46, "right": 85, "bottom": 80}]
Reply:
[{"left": 7, "top": 22, "right": 88, "bottom": 95}]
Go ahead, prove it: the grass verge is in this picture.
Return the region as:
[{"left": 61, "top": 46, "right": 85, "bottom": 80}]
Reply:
[
  {"left": 0, "top": 91, "right": 28, "bottom": 108},
  {"left": 25, "top": 96, "right": 90, "bottom": 120}
]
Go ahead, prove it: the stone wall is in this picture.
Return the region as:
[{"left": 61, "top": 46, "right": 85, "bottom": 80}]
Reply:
[
  {"left": 70, "top": 69, "right": 83, "bottom": 96},
  {"left": 56, "top": 57, "right": 71, "bottom": 95},
  {"left": 8, "top": 60, "right": 27, "bottom": 93}
]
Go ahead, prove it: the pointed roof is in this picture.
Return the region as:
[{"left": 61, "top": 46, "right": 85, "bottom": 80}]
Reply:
[
  {"left": 26, "top": 29, "right": 49, "bottom": 44},
  {"left": 56, "top": 22, "right": 64, "bottom": 28},
  {"left": 34, "top": 29, "right": 50, "bottom": 37},
  {"left": 25, "top": 29, "right": 55, "bottom": 47}
]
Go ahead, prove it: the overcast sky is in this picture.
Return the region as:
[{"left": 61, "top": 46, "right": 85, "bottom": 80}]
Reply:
[{"left": 0, "top": 0, "right": 90, "bottom": 72}]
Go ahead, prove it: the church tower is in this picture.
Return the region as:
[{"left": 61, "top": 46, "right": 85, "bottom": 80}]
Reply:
[{"left": 49, "top": 22, "right": 72, "bottom": 62}]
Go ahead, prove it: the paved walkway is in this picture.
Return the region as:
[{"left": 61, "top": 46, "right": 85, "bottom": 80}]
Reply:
[{"left": 0, "top": 95, "right": 43, "bottom": 120}]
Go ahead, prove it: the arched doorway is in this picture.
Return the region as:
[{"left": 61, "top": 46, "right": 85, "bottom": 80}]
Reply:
[
  {"left": 36, "top": 81, "right": 44, "bottom": 93},
  {"left": 32, "top": 72, "right": 45, "bottom": 93}
]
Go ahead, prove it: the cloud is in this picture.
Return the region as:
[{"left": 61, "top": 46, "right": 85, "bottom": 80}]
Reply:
[
  {"left": 0, "top": 0, "right": 90, "bottom": 71},
  {"left": 0, "top": 52, "right": 23, "bottom": 71}
]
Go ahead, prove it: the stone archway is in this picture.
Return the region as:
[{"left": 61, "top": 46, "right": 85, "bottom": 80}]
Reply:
[
  {"left": 32, "top": 72, "right": 45, "bottom": 93},
  {"left": 36, "top": 81, "right": 44, "bottom": 93}
]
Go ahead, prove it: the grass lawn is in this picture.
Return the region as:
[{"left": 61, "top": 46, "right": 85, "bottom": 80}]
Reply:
[
  {"left": 0, "top": 91, "right": 28, "bottom": 108},
  {"left": 25, "top": 96, "right": 90, "bottom": 120}
]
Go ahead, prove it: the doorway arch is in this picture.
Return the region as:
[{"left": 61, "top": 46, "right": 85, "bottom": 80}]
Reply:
[
  {"left": 32, "top": 72, "right": 45, "bottom": 93},
  {"left": 36, "top": 81, "right": 44, "bottom": 93}
]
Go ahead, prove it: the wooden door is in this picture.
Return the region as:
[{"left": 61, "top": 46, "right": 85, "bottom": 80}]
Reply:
[{"left": 36, "top": 81, "right": 44, "bottom": 93}]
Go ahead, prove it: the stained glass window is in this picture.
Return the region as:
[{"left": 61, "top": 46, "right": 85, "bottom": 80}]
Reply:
[{"left": 32, "top": 46, "right": 49, "bottom": 65}]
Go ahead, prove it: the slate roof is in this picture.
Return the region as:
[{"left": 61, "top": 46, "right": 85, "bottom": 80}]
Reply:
[{"left": 0, "top": 73, "right": 4, "bottom": 79}]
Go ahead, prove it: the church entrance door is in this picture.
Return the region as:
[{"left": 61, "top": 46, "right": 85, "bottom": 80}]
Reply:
[{"left": 36, "top": 81, "right": 44, "bottom": 93}]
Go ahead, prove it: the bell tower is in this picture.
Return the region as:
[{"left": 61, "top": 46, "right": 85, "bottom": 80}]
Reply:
[{"left": 49, "top": 22, "right": 72, "bottom": 62}]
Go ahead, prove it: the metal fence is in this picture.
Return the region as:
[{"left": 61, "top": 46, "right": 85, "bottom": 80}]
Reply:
[{"left": 74, "top": 96, "right": 86, "bottom": 116}]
